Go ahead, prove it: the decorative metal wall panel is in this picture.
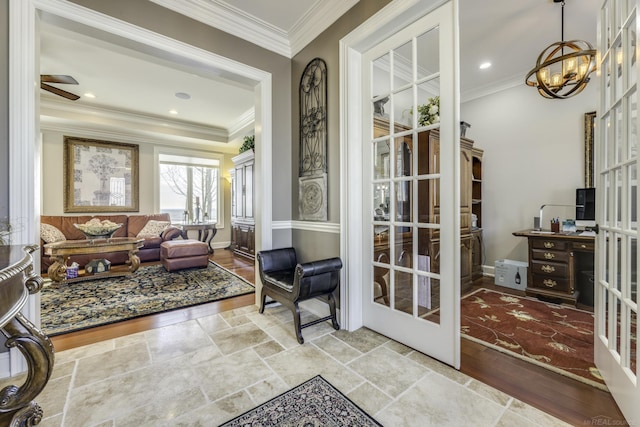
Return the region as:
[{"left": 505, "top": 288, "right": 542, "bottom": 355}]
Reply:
[
  {"left": 299, "top": 174, "right": 327, "bottom": 221},
  {"left": 299, "top": 58, "right": 327, "bottom": 177}
]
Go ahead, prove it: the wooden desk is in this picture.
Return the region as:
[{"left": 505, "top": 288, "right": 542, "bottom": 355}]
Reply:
[
  {"left": 0, "top": 245, "right": 54, "bottom": 426},
  {"left": 513, "top": 230, "right": 595, "bottom": 305}
]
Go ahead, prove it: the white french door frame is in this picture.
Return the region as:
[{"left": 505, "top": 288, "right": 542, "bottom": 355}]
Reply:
[
  {"left": 340, "top": 0, "right": 461, "bottom": 367},
  {"left": 594, "top": 0, "right": 639, "bottom": 423},
  {"left": 8, "top": 0, "right": 273, "bottom": 375}
]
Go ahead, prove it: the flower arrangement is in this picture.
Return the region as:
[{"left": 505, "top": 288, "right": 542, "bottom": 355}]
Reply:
[
  {"left": 74, "top": 218, "right": 122, "bottom": 237},
  {"left": 417, "top": 96, "right": 440, "bottom": 126},
  {"left": 239, "top": 135, "right": 255, "bottom": 153}
]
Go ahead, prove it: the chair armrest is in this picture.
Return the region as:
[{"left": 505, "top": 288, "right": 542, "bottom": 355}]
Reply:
[
  {"left": 161, "top": 226, "right": 182, "bottom": 241},
  {"left": 296, "top": 257, "right": 343, "bottom": 277}
]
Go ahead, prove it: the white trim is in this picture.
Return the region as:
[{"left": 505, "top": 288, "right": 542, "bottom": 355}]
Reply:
[
  {"left": 149, "top": 0, "right": 359, "bottom": 58},
  {"left": 272, "top": 220, "right": 340, "bottom": 233},
  {"left": 39, "top": 122, "right": 239, "bottom": 154},
  {"left": 288, "top": 0, "right": 360, "bottom": 57},
  {"left": 40, "top": 97, "right": 230, "bottom": 143},
  {"left": 150, "top": 0, "right": 290, "bottom": 57},
  {"left": 340, "top": 0, "right": 460, "bottom": 368}
]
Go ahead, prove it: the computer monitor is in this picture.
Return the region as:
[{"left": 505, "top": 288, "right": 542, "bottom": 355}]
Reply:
[{"left": 576, "top": 188, "right": 596, "bottom": 228}]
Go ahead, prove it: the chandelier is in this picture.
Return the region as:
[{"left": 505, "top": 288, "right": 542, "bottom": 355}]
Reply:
[{"left": 525, "top": 0, "right": 596, "bottom": 99}]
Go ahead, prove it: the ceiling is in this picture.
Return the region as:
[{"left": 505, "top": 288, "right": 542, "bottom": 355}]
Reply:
[{"left": 39, "top": 0, "right": 601, "bottom": 147}]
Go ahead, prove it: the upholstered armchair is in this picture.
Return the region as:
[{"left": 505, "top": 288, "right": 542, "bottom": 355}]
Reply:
[{"left": 257, "top": 247, "right": 342, "bottom": 344}]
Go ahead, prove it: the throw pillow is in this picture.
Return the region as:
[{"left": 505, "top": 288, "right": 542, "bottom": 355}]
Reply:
[
  {"left": 136, "top": 220, "right": 170, "bottom": 238},
  {"left": 40, "top": 223, "right": 66, "bottom": 243}
]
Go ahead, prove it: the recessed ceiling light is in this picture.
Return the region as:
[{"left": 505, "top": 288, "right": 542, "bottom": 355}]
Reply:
[
  {"left": 479, "top": 62, "right": 492, "bottom": 70},
  {"left": 169, "top": 109, "right": 178, "bottom": 115},
  {"left": 175, "top": 92, "right": 191, "bottom": 100},
  {"left": 83, "top": 92, "right": 96, "bottom": 98}
]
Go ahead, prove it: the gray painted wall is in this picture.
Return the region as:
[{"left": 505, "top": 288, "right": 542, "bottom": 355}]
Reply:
[{"left": 290, "top": 0, "right": 391, "bottom": 262}]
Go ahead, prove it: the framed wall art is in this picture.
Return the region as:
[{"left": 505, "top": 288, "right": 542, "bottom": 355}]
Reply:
[
  {"left": 584, "top": 111, "right": 596, "bottom": 188},
  {"left": 63, "top": 136, "right": 139, "bottom": 213}
]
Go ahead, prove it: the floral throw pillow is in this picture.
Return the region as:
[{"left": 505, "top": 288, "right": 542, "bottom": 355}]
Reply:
[
  {"left": 40, "top": 223, "right": 66, "bottom": 243},
  {"left": 136, "top": 220, "right": 170, "bottom": 238}
]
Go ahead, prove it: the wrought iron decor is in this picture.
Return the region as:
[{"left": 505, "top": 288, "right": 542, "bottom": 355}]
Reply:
[
  {"left": 299, "top": 58, "right": 328, "bottom": 221},
  {"left": 300, "top": 58, "right": 327, "bottom": 176}
]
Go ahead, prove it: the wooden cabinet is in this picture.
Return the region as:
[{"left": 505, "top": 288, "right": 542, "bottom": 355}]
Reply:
[
  {"left": 230, "top": 150, "right": 255, "bottom": 258},
  {"left": 372, "top": 119, "right": 483, "bottom": 296},
  {"left": 513, "top": 231, "right": 595, "bottom": 305}
]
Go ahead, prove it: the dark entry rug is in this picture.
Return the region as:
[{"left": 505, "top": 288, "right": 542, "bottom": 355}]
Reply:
[
  {"left": 219, "top": 375, "right": 382, "bottom": 427},
  {"left": 41, "top": 261, "right": 254, "bottom": 336},
  {"left": 461, "top": 288, "right": 612, "bottom": 390}
]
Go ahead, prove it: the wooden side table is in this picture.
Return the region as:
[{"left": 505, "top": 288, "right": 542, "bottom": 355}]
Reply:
[
  {"left": 176, "top": 222, "right": 217, "bottom": 254},
  {"left": 0, "top": 245, "right": 54, "bottom": 426}
]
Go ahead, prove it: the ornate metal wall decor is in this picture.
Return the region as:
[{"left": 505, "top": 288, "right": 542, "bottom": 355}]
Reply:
[
  {"left": 300, "top": 58, "right": 327, "bottom": 176},
  {"left": 299, "top": 58, "right": 328, "bottom": 221},
  {"left": 299, "top": 175, "right": 327, "bottom": 221}
]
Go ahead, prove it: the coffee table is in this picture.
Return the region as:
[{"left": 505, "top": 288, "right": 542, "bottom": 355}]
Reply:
[{"left": 43, "top": 237, "right": 144, "bottom": 283}]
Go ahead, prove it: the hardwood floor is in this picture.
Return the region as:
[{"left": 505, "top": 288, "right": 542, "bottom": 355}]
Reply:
[{"left": 50, "top": 255, "right": 625, "bottom": 425}]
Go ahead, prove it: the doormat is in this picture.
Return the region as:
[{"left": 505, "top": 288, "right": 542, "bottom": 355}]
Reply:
[
  {"left": 219, "top": 375, "right": 382, "bottom": 426},
  {"left": 461, "top": 288, "right": 614, "bottom": 391},
  {"left": 41, "top": 261, "right": 254, "bottom": 336}
]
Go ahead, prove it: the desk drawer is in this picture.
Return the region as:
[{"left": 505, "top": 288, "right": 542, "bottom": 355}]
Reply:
[
  {"left": 531, "top": 239, "right": 568, "bottom": 251},
  {"left": 531, "top": 249, "right": 570, "bottom": 263},
  {"left": 531, "top": 260, "right": 568, "bottom": 277},
  {"left": 530, "top": 275, "right": 571, "bottom": 293},
  {"left": 571, "top": 241, "right": 595, "bottom": 252}
]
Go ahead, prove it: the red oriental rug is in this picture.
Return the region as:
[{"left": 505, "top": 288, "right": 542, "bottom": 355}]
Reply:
[{"left": 461, "top": 288, "right": 608, "bottom": 390}]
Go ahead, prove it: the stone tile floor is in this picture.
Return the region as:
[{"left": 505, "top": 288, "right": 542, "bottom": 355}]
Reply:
[{"left": 7, "top": 301, "right": 570, "bottom": 426}]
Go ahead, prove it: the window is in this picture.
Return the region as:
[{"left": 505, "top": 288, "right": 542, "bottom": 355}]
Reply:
[{"left": 158, "top": 152, "right": 221, "bottom": 224}]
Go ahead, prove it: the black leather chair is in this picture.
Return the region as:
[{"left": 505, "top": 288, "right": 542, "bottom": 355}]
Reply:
[{"left": 257, "top": 247, "right": 342, "bottom": 344}]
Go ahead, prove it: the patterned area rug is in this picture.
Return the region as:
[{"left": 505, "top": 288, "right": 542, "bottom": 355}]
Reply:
[
  {"left": 41, "top": 261, "right": 254, "bottom": 336},
  {"left": 461, "top": 288, "right": 609, "bottom": 390},
  {"left": 220, "top": 375, "right": 382, "bottom": 426}
]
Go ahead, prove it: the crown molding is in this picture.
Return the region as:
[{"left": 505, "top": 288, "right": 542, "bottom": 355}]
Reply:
[
  {"left": 150, "top": 0, "right": 359, "bottom": 59},
  {"left": 288, "top": 0, "right": 359, "bottom": 57},
  {"left": 461, "top": 73, "right": 524, "bottom": 103},
  {"left": 150, "top": 0, "right": 290, "bottom": 57},
  {"left": 40, "top": 97, "right": 230, "bottom": 141}
]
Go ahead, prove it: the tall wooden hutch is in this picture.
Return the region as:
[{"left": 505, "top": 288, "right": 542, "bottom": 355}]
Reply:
[
  {"left": 373, "top": 118, "right": 483, "bottom": 296},
  {"left": 230, "top": 150, "right": 255, "bottom": 258}
]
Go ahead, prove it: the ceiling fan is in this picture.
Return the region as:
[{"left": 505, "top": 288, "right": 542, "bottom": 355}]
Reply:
[{"left": 40, "top": 74, "right": 80, "bottom": 101}]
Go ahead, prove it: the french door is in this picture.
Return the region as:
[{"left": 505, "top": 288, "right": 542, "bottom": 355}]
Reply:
[
  {"left": 361, "top": 1, "right": 460, "bottom": 367},
  {"left": 595, "top": 0, "right": 639, "bottom": 423}
]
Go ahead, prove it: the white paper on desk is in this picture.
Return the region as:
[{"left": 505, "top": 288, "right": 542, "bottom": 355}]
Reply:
[
  {"left": 579, "top": 230, "right": 596, "bottom": 237},
  {"left": 418, "top": 255, "right": 431, "bottom": 309}
]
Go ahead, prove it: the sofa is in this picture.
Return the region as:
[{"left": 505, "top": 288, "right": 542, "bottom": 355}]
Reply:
[{"left": 39, "top": 213, "right": 182, "bottom": 274}]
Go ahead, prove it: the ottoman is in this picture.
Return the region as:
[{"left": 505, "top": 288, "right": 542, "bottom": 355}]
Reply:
[{"left": 160, "top": 239, "right": 209, "bottom": 272}]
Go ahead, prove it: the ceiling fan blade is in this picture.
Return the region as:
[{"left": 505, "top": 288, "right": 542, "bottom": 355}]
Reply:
[
  {"left": 41, "top": 82, "right": 80, "bottom": 101},
  {"left": 41, "top": 74, "right": 78, "bottom": 85}
]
